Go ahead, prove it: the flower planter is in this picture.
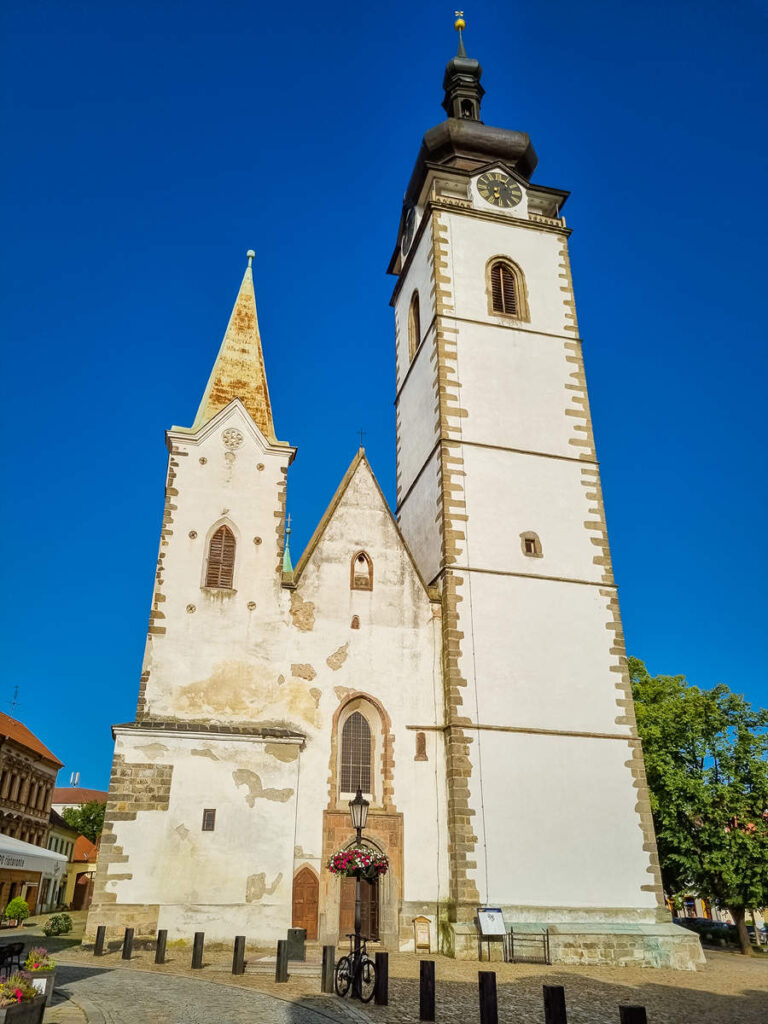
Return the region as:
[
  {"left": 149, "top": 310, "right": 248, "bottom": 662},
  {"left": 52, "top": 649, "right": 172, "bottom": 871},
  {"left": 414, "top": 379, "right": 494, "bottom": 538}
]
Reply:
[
  {"left": 327, "top": 847, "right": 389, "bottom": 880},
  {"left": 0, "top": 995, "right": 46, "bottom": 1023},
  {"left": 27, "top": 969, "right": 56, "bottom": 1007}
]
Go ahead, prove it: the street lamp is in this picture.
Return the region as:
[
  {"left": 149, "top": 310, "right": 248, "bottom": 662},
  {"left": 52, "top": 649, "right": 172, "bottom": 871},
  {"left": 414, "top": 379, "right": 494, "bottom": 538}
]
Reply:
[{"left": 348, "top": 787, "right": 370, "bottom": 998}]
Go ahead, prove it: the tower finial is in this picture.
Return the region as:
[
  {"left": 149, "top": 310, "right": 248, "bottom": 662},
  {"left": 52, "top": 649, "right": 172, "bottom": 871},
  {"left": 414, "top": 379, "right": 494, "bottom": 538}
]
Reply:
[
  {"left": 247, "top": 249, "right": 255, "bottom": 268},
  {"left": 282, "top": 512, "right": 294, "bottom": 574},
  {"left": 454, "top": 11, "right": 466, "bottom": 57}
]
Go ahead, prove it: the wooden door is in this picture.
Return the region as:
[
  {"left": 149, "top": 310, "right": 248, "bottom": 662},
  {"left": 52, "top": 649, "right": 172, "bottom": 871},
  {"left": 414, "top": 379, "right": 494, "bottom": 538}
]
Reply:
[
  {"left": 292, "top": 867, "right": 319, "bottom": 940},
  {"left": 339, "top": 876, "right": 379, "bottom": 941}
]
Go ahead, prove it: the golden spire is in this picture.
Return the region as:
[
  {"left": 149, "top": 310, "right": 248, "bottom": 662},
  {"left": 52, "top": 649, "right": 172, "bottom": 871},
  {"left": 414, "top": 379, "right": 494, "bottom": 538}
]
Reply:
[
  {"left": 454, "top": 10, "right": 466, "bottom": 56},
  {"left": 192, "top": 250, "right": 276, "bottom": 440}
]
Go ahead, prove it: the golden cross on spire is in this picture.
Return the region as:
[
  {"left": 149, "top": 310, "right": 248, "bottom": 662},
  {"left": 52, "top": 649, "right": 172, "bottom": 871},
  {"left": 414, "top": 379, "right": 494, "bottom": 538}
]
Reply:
[{"left": 454, "top": 11, "right": 466, "bottom": 56}]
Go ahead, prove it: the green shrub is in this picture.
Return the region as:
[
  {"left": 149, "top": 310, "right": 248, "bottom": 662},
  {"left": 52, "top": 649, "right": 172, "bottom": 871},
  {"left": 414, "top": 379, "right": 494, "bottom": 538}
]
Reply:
[
  {"left": 4, "top": 898, "right": 30, "bottom": 922},
  {"left": 42, "top": 913, "right": 72, "bottom": 936}
]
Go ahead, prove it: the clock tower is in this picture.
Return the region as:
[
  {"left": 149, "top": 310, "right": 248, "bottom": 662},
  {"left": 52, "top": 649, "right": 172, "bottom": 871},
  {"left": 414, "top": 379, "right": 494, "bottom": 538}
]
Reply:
[{"left": 388, "top": 19, "right": 696, "bottom": 962}]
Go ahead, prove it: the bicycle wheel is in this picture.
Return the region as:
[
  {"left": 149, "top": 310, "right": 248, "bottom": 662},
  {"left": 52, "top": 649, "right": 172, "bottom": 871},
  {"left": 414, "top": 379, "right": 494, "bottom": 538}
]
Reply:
[
  {"left": 359, "top": 955, "right": 377, "bottom": 1003},
  {"left": 334, "top": 956, "right": 352, "bottom": 996}
]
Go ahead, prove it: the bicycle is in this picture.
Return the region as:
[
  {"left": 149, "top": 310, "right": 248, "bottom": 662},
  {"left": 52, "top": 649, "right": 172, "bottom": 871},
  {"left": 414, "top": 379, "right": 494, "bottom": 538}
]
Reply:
[{"left": 334, "top": 933, "right": 376, "bottom": 1002}]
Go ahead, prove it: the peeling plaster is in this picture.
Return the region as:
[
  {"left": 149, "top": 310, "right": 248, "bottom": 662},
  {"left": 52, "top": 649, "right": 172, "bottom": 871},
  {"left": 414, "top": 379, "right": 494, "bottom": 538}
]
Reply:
[
  {"left": 232, "top": 769, "right": 293, "bottom": 806},
  {"left": 334, "top": 686, "right": 354, "bottom": 701},
  {"left": 326, "top": 643, "right": 349, "bottom": 671},
  {"left": 246, "top": 871, "right": 283, "bottom": 902},
  {"left": 135, "top": 743, "right": 169, "bottom": 759},
  {"left": 175, "top": 823, "right": 190, "bottom": 840},
  {"left": 264, "top": 743, "right": 299, "bottom": 763},
  {"left": 309, "top": 688, "right": 322, "bottom": 708},
  {"left": 191, "top": 748, "right": 219, "bottom": 760},
  {"left": 291, "top": 663, "right": 316, "bottom": 681},
  {"left": 294, "top": 845, "right": 317, "bottom": 859},
  {"left": 289, "top": 591, "right": 315, "bottom": 631}
]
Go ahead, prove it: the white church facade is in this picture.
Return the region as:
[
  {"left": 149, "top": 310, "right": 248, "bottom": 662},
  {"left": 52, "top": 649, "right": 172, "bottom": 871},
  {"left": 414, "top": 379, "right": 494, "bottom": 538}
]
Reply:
[{"left": 87, "top": 31, "right": 703, "bottom": 969}]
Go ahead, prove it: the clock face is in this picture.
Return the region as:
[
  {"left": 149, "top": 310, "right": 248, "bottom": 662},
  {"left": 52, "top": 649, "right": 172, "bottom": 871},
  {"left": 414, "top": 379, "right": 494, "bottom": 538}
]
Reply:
[
  {"left": 477, "top": 172, "right": 523, "bottom": 210},
  {"left": 401, "top": 207, "right": 415, "bottom": 256}
]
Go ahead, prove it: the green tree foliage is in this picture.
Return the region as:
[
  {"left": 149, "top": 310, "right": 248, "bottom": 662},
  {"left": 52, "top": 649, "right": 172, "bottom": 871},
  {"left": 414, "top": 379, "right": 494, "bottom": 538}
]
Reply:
[
  {"left": 62, "top": 800, "right": 105, "bottom": 843},
  {"left": 630, "top": 657, "right": 768, "bottom": 954},
  {"left": 4, "top": 897, "right": 30, "bottom": 922}
]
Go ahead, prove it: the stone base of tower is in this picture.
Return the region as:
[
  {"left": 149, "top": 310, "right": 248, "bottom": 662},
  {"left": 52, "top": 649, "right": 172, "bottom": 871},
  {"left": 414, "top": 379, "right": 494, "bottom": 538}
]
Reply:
[{"left": 441, "top": 908, "right": 704, "bottom": 971}]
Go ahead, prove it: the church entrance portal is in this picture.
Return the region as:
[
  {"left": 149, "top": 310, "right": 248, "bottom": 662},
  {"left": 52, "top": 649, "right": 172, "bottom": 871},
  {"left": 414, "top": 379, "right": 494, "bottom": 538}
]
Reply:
[
  {"left": 339, "top": 875, "right": 379, "bottom": 941},
  {"left": 292, "top": 867, "right": 319, "bottom": 940}
]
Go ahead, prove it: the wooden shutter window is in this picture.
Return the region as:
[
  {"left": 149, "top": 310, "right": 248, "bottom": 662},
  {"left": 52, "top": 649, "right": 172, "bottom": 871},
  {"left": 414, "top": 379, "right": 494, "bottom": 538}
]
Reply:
[
  {"left": 205, "top": 525, "right": 236, "bottom": 588},
  {"left": 408, "top": 292, "right": 420, "bottom": 360},
  {"left": 490, "top": 262, "right": 518, "bottom": 316},
  {"left": 340, "top": 711, "right": 372, "bottom": 794}
]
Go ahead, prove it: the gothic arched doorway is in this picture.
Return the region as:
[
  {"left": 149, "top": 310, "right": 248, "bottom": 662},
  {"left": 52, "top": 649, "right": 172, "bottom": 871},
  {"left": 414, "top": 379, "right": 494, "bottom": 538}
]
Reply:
[
  {"left": 339, "top": 875, "right": 379, "bottom": 941},
  {"left": 292, "top": 866, "right": 319, "bottom": 939}
]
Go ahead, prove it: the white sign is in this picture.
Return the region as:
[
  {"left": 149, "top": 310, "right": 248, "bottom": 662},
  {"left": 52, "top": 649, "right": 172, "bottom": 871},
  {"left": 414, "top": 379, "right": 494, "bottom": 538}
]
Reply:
[{"left": 477, "top": 907, "right": 506, "bottom": 937}]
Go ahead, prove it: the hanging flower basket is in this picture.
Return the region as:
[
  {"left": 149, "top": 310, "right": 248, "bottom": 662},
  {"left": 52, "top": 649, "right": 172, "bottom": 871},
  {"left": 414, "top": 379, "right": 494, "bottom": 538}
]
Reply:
[{"left": 328, "top": 847, "right": 389, "bottom": 880}]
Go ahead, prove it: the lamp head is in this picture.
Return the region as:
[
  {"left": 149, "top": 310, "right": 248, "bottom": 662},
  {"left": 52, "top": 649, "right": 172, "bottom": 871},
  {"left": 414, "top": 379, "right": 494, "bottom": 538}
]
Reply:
[{"left": 348, "top": 787, "right": 370, "bottom": 831}]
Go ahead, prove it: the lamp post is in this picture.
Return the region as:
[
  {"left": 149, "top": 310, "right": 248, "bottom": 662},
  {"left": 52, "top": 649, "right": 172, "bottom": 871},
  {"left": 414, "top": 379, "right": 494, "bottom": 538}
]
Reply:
[{"left": 348, "top": 787, "right": 369, "bottom": 999}]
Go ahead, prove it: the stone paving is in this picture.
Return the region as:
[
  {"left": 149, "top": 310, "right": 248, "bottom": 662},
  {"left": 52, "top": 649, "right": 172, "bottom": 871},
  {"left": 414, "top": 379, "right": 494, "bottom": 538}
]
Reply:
[{"left": 43, "top": 945, "right": 768, "bottom": 1023}]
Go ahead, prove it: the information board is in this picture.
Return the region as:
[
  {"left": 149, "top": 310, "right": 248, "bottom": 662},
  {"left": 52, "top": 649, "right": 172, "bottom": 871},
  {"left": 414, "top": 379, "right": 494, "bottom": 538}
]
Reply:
[{"left": 477, "top": 907, "right": 506, "bottom": 937}]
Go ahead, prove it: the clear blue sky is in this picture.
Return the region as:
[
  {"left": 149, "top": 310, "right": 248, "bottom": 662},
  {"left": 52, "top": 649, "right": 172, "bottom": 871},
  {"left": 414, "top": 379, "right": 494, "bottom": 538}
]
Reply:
[{"left": 1, "top": 1, "right": 766, "bottom": 788}]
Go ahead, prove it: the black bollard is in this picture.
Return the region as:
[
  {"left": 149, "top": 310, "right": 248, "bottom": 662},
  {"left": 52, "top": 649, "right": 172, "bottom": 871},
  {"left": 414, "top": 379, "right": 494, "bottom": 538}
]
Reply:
[
  {"left": 232, "top": 935, "right": 246, "bottom": 975},
  {"left": 375, "top": 951, "right": 389, "bottom": 1005},
  {"left": 275, "top": 939, "right": 288, "bottom": 983},
  {"left": 419, "top": 960, "right": 435, "bottom": 1021},
  {"left": 619, "top": 1009, "right": 647, "bottom": 1024},
  {"left": 478, "top": 970, "right": 498, "bottom": 1024},
  {"left": 321, "top": 945, "right": 335, "bottom": 994},
  {"left": 122, "top": 927, "right": 134, "bottom": 960},
  {"left": 155, "top": 929, "right": 167, "bottom": 965},
  {"left": 94, "top": 925, "right": 106, "bottom": 957},
  {"left": 191, "top": 931, "right": 205, "bottom": 969},
  {"left": 543, "top": 985, "right": 568, "bottom": 1024}
]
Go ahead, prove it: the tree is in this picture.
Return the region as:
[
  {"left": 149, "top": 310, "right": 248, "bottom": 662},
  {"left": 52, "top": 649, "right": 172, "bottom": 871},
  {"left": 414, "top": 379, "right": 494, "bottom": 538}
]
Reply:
[
  {"left": 62, "top": 800, "right": 105, "bottom": 843},
  {"left": 630, "top": 657, "right": 768, "bottom": 955}
]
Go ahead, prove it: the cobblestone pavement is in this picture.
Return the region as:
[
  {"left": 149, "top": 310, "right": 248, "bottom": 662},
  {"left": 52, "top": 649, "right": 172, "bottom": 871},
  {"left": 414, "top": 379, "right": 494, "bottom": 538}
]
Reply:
[
  {"left": 49, "top": 964, "right": 366, "bottom": 1023},
  {"left": 50, "top": 946, "right": 768, "bottom": 1023}
]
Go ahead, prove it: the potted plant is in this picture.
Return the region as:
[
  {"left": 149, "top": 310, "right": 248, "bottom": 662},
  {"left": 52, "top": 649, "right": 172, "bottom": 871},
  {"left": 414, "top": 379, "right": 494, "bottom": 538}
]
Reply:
[
  {"left": 2, "top": 901, "right": 29, "bottom": 930},
  {"left": 327, "top": 847, "right": 389, "bottom": 880},
  {"left": 0, "top": 973, "right": 45, "bottom": 1023},
  {"left": 23, "top": 949, "right": 56, "bottom": 1006}
]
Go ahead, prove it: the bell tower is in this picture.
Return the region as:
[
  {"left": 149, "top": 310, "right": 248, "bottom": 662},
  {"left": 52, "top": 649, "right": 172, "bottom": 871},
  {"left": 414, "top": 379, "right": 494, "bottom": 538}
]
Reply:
[{"left": 388, "top": 17, "right": 691, "bottom": 959}]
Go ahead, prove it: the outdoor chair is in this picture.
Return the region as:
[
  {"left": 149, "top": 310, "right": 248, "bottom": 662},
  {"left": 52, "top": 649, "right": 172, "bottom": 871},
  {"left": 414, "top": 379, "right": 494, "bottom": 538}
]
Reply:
[{"left": 0, "top": 941, "right": 25, "bottom": 974}]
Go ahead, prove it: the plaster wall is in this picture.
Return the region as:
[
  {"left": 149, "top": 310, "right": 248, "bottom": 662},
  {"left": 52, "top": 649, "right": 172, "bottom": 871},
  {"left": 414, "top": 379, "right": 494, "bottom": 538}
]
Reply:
[
  {"left": 395, "top": 449, "right": 443, "bottom": 586},
  {"left": 142, "top": 401, "right": 293, "bottom": 724},
  {"left": 464, "top": 730, "right": 658, "bottom": 912},
  {"left": 459, "top": 446, "right": 603, "bottom": 582},
  {"left": 453, "top": 322, "right": 578, "bottom": 457},
  {"left": 445, "top": 207, "right": 572, "bottom": 338},
  {"left": 460, "top": 573, "right": 628, "bottom": 734},
  {"left": 394, "top": 222, "right": 436, "bottom": 393},
  {"left": 395, "top": 329, "right": 439, "bottom": 500}
]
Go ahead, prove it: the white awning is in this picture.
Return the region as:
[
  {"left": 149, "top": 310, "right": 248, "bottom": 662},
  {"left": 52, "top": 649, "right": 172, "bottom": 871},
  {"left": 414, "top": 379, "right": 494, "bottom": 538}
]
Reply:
[{"left": 0, "top": 834, "right": 68, "bottom": 876}]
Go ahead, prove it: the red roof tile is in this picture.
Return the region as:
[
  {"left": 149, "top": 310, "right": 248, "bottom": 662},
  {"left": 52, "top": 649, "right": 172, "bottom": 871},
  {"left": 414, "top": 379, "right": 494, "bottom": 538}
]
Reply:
[
  {"left": 0, "top": 713, "right": 62, "bottom": 767},
  {"left": 73, "top": 834, "right": 99, "bottom": 862},
  {"left": 52, "top": 787, "right": 108, "bottom": 805}
]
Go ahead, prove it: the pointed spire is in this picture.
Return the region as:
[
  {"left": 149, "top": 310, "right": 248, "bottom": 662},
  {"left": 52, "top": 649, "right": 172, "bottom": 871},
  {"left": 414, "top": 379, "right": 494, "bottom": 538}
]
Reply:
[
  {"left": 442, "top": 11, "right": 484, "bottom": 122},
  {"left": 282, "top": 513, "right": 293, "bottom": 574},
  {"left": 192, "top": 250, "right": 276, "bottom": 439},
  {"left": 454, "top": 10, "right": 466, "bottom": 57}
]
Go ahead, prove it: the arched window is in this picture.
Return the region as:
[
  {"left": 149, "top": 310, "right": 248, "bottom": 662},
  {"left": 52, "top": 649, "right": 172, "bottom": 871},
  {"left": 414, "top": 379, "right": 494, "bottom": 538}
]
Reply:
[
  {"left": 350, "top": 551, "right": 373, "bottom": 591},
  {"left": 520, "top": 531, "right": 543, "bottom": 558},
  {"left": 341, "top": 711, "right": 371, "bottom": 794},
  {"left": 407, "top": 292, "right": 420, "bottom": 361},
  {"left": 205, "top": 525, "right": 236, "bottom": 588},
  {"left": 488, "top": 259, "right": 528, "bottom": 320}
]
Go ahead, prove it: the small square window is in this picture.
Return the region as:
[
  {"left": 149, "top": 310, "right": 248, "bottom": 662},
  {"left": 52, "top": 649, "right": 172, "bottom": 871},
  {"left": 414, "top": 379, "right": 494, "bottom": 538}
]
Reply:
[
  {"left": 202, "top": 808, "right": 216, "bottom": 831},
  {"left": 524, "top": 538, "right": 535, "bottom": 554}
]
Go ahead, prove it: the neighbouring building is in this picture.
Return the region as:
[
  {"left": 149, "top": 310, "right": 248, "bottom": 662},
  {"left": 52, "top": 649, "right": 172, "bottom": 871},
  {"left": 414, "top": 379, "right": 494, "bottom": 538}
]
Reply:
[
  {"left": 0, "top": 713, "right": 62, "bottom": 848},
  {"left": 51, "top": 787, "right": 108, "bottom": 817},
  {"left": 62, "top": 835, "right": 99, "bottom": 911},
  {"left": 0, "top": 834, "right": 67, "bottom": 916},
  {"left": 86, "top": 23, "right": 703, "bottom": 968}
]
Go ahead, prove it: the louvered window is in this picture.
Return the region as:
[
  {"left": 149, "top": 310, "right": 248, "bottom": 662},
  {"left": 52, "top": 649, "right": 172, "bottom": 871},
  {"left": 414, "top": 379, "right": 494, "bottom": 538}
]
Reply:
[
  {"left": 490, "top": 262, "right": 518, "bottom": 316},
  {"left": 205, "top": 525, "right": 236, "bottom": 588},
  {"left": 408, "top": 292, "right": 421, "bottom": 361},
  {"left": 341, "top": 712, "right": 372, "bottom": 794}
]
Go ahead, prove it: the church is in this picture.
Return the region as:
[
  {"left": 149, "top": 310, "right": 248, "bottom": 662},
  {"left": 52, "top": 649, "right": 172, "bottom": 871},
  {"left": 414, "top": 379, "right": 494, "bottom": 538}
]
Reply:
[{"left": 86, "top": 24, "right": 702, "bottom": 969}]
